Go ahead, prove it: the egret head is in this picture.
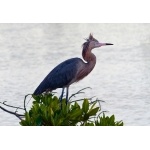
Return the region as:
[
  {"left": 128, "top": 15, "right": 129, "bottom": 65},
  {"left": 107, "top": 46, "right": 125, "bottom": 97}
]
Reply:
[{"left": 82, "top": 33, "right": 113, "bottom": 51}]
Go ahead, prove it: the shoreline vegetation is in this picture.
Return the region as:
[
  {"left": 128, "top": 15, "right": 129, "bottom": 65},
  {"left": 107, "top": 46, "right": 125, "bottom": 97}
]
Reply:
[{"left": 0, "top": 87, "right": 123, "bottom": 126}]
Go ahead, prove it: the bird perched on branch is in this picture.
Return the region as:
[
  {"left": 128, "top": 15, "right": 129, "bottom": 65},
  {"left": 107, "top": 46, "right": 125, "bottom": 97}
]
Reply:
[{"left": 33, "top": 34, "right": 113, "bottom": 103}]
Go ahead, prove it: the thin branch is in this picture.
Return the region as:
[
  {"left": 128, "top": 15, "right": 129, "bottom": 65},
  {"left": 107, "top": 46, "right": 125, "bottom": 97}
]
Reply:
[
  {"left": 0, "top": 106, "right": 24, "bottom": 120},
  {"left": 70, "top": 98, "right": 85, "bottom": 103},
  {"left": 97, "top": 111, "right": 109, "bottom": 119},
  {"left": 0, "top": 101, "right": 24, "bottom": 110},
  {"left": 73, "top": 96, "right": 96, "bottom": 102},
  {"left": 91, "top": 99, "right": 105, "bottom": 103},
  {"left": 89, "top": 116, "right": 97, "bottom": 120},
  {"left": 70, "top": 97, "right": 104, "bottom": 106},
  {"left": 89, "top": 99, "right": 105, "bottom": 105},
  {"left": 69, "top": 87, "right": 91, "bottom": 100},
  {"left": 88, "top": 96, "right": 96, "bottom": 100},
  {"left": 26, "top": 96, "right": 32, "bottom": 108},
  {"left": 24, "top": 94, "right": 32, "bottom": 112}
]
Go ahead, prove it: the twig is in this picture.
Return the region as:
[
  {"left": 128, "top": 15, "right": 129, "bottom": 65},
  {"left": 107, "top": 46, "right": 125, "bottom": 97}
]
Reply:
[
  {"left": 0, "top": 101, "right": 24, "bottom": 110},
  {"left": 69, "top": 87, "right": 91, "bottom": 100},
  {"left": 70, "top": 98, "right": 85, "bottom": 103},
  {"left": 89, "top": 99, "right": 105, "bottom": 104},
  {"left": 97, "top": 111, "right": 108, "bottom": 119},
  {"left": 26, "top": 96, "right": 32, "bottom": 108},
  {"left": 24, "top": 94, "right": 32, "bottom": 112},
  {"left": 0, "top": 106, "right": 24, "bottom": 120},
  {"left": 89, "top": 116, "right": 97, "bottom": 121}
]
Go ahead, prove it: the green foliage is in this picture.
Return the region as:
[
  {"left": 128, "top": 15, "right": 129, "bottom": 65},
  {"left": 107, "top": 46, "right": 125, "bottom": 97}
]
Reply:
[
  {"left": 20, "top": 94, "right": 123, "bottom": 126},
  {"left": 95, "top": 114, "right": 124, "bottom": 126}
]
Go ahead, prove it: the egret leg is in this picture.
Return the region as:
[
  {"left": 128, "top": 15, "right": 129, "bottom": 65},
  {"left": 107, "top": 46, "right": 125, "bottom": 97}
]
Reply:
[
  {"left": 59, "top": 87, "right": 65, "bottom": 102},
  {"left": 66, "top": 86, "right": 69, "bottom": 104}
]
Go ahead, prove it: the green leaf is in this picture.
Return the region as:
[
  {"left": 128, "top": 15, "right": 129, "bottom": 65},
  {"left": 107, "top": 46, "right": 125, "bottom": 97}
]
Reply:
[
  {"left": 82, "top": 99, "right": 89, "bottom": 114},
  {"left": 50, "top": 108, "right": 54, "bottom": 116},
  {"left": 109, "top": 115, "right": 115, "bottom": 124},
  {"left": 87, "top": 107, "right": 99, "bottom": 116},
  {"left": 29, "top": 110, "right": 33, "bottom": 117},
  {"left": 69, "top": 109, "right": 82, "bottom": 119},
  {"left": 50, "top": 116, "right": 55, "bottom": 126},
  {"left": 36, "top": 116, "right": 42, "bottom": 126},
  {"left": 89, "top": 101, "right": 97, "bottom": 112},
  {"left": 32, "top": 95, "right": 42, "bottom": 103},
  {"left": 74, "top": 102, "right": 80, "bottom": 109}
]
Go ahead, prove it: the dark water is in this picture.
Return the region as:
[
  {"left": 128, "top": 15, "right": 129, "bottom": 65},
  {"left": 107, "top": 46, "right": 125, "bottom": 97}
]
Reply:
[{"left": 0, "top": 24, "right": 150, "bottom": 125}]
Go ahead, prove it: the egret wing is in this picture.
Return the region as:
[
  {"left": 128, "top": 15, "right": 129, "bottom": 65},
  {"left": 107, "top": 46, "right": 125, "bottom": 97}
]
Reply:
[{"left": 33, "top": 58, "right": 82, "bottom": 95}]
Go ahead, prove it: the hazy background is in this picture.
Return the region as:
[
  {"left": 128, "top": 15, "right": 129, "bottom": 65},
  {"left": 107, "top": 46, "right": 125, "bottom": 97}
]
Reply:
[{"left": 0, "top": 23, "right": 150, "bottom": 125}]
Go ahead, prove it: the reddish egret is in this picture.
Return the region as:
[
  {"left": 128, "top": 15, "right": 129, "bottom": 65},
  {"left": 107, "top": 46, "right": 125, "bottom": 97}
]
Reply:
[{"left": 33, "top": 34, "right": 113, "bottom": 103}]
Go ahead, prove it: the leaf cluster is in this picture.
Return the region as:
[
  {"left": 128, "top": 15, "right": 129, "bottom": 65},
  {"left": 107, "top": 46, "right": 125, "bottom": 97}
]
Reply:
[{"left": 20, "top": 94, "right": 123, "bottom": 126}]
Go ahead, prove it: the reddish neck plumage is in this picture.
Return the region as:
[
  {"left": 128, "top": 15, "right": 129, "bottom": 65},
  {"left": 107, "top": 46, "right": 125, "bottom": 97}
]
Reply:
[
  {"left": 82, "top": 47, "right": 96, "bottom": 64},
  {"left": 75, "top": 47, "right": 97, "bottom": 82}
]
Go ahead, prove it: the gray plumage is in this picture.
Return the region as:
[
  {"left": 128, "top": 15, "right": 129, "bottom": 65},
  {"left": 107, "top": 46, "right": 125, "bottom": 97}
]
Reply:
[{"left": 33, "top": 58, "right": 82, "bottom": 95}]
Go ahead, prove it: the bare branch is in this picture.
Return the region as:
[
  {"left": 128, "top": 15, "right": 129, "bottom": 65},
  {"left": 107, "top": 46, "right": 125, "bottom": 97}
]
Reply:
[
  {"left": 69, "top": 87, "right": 91, "bottom": 100},
  {"left": 0, "top": 101, "right": 24, "bottom": 110},
  {"left": 70, "top": 98, "right": 85, "bottom": 103},
  {"left": 70, "top": 98, "right": 94, "bottom": 103},
  {"left": 97, "top": 111, "right": 109, "bottom": 119},
  {"left": 24, "top": 94, "right": 32, "bottom": 112},
  {"left": 90, "top": 99, "right": 105, "bottom": 104},
  {"left": 25, "top": 96, "right": 32, "bottom": 109},
  {"left": 0, "top": 105, "right": 24, "bottom": 120}
]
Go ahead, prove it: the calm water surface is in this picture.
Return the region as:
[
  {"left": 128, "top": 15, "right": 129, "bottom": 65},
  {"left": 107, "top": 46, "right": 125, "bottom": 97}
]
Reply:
[{"left": 0, "top": 24, "right": 150, "bottom": 125}]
